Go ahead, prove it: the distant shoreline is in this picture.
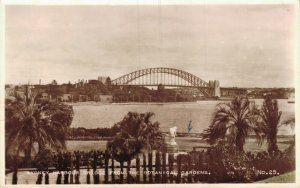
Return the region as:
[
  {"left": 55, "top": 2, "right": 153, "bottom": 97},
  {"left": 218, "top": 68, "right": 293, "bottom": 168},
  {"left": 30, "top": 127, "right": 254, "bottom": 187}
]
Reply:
[
  {"left": 67, "top": 132, "right": 294, "bottom": 141},
  {"left": 68, "top": 98, "right": 292, "bottom": 106},
  {"left": 69, "top": 101, "right": 207, "bottom": 106}
]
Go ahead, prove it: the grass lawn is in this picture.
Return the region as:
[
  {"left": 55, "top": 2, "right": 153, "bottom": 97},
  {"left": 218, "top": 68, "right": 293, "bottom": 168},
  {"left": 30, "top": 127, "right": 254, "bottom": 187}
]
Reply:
[{"left": 256, "top": 171, "right": 295, "bottom": 183}]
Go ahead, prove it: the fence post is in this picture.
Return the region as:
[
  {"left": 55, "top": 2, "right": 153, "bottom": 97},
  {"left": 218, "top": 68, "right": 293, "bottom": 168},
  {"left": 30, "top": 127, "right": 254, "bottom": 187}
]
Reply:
[
  {"left": 207, "top": 153, "right": 212, "bottom": 183},
  {"left": 196, "top": 153, "right": 200, "bottom": 182},
  {"left": 45, "top": 171, "right": 49, "bottom": 184},
  {"left": 70, "top": 155, "right": 74, "bottom": 184},
  {"left": 168, "top": 154, "right": 174, "bottom": 183},
  {"left": 155, "top": 151, "right": 161, "bottom": 183},
  {"left": 56, "top": 172, "right": 62, "bottom": 184},
  {"left": 87, "top": 166, "right": 91, "bottom": 184},
  {"left": 148, "top": 152, "right": 153, "bottom": 183},
  {"left": 75, "top": 153, "right": 80, "bottom": 184},
  {"left": 188, "top": 155, "right": 192, "bottom": 183},
  {"left": 143, "top": 153, "right": 147, "bottom": 183},
  {"left": 12, "top": 168, "right": 18, "bottom": 184},
  {"left": 162, "top": 152, "right": 167, "bottom": 183},
  {"left": 191, "top": 153, "right": 197, "bottom": 183},
  {"left": 120, "top": 161, "right": 124, "bottom": 183},
  {"left": 203, "top": 153, "right": 209, "bottom": 182},
  {"left": 105, "top": 150, "right": 109, "bottom": 184},
  {"left": 63, "top": 154, "right": 69, "bottom": 184},
  {"left": 92, "top": 152, "right": 99, "bottom": 184},
  {"left": 36, "top": 171, "right": 43, "bottom": 184},
  {"left": 111, "top": 155, "right": 115, "bottom": 184},
  {"left": 195, "top": 153, "right": 201, "bottom": 182},
  {"left": 126, "top": 160, "right": 131, "bottom": 183},
  {"left": 98, "top": 152, "right": 102, "bottom": 184},
  {"left": 136, "top": 156, "right": 140, "bottom": 183},
  {"left": 176, "top": 155, "right": 181, "bottom": 183},
  {"left": 56, "top": 154, "right": 62, "bottom": 184}
]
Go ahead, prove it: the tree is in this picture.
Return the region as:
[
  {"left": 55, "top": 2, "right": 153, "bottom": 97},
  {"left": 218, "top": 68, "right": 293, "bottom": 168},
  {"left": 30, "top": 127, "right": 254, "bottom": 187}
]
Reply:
[
  {"left": 5, "top": 87, "right": 74, "bottom": 164},
  {"left": 202, "top": 96, "right": 261, "bottom": 152},
  {"left": 106, "top": 112, "right": 164, "bottom": 162},
  {"left": 106, "top": 77, "right": 111, "bottom": 87},
  {"left": 137, "top": 112, "right": 164, "bottom": 153},
  {"left": 51, "top": 80, "right": 58, "bottom": 85},
  {"left": 260, "top": 96, "right": 282, "bottom": 153}
]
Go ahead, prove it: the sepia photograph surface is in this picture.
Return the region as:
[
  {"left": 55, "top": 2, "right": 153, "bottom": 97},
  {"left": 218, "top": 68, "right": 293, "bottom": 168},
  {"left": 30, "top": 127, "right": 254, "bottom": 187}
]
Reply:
[{"left": 3, "top": 1, "right": 298, "bottom": 185}]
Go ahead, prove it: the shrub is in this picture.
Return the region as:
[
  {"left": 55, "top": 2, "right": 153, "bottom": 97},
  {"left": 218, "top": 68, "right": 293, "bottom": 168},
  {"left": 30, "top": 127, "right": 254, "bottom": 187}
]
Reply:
[
  {"left": 106, "top": 112, "right": 164, "bottom": 162},
  {"left": 207, "top": 141, "right": 256, "bottom": 183},
  {"left": 252, "top": 140, "right": 295, "bottom": 181}
]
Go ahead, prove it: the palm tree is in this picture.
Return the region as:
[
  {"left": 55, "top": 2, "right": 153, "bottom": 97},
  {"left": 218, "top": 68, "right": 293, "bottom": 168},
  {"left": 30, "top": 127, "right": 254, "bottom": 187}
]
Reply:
[
  {"left": 106, "top": 112, "right": 164, "bottom": 162},
  {"left": 6, "top": 91, "right": 40, "bottom": 162},
  {"left": 260, "top": 96, "right": 282, "bottom": 153},
  {"left": 138, "top": 112, "right": 164, "bottom": 153},
  {"left": 202, "top": 96, "right": 262, "bottom": 152},
  {"left": 5, "top": 87, "right": 74, "bottom": 164}
]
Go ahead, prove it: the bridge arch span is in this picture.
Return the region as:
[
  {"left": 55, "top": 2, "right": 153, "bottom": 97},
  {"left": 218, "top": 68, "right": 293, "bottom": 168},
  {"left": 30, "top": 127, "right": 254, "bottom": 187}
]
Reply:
[{"left": 111, "top": 67, "right": 209, "bottom": 88}]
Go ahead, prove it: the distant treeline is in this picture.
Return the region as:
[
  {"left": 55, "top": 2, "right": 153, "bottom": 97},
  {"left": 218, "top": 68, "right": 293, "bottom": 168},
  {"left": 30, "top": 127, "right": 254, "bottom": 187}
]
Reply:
[
  {"left": 67, "top": 127, "right": 295, "bottom": 141},
  {"left": 111, "top": 85, "right": 196, "bottom": 102},
  {"left": 67, "top": 126, "right": 120, "bottom": 140},
  {"left": 66, "top": 126, "right": 197, "bottom": 140}
]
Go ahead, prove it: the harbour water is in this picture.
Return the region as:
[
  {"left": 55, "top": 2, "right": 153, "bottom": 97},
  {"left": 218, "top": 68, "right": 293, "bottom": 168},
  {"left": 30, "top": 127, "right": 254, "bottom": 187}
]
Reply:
[
  {"left": 6, "top": 99, "right": 295, "bottom": 184},
  {"left": 71, "top": 99, "right": 295, "bottom": 135}
]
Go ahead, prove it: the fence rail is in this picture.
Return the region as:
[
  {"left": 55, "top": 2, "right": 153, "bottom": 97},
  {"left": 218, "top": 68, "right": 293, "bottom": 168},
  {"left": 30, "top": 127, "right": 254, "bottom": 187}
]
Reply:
[{"left": 9, "top": 150, "right": 212, "bottom": 184}]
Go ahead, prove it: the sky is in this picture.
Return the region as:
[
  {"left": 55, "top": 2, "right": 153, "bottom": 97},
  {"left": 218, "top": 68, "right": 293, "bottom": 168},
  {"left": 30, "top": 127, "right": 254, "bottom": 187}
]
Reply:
[{"left": 5, "top": 4, "right": 296, "bottom": 87}]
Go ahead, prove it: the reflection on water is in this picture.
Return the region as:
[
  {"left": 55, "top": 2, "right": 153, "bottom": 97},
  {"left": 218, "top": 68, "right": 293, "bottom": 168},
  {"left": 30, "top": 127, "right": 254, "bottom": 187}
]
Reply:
[{"left": 71, "top": 99, "right": 295, "bottom": 135}]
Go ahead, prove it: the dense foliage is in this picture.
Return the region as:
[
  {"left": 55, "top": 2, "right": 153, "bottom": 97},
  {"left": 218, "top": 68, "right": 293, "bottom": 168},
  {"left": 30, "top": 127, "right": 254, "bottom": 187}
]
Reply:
[
  {"left": 260, "top": 96, "right": 282, "bottom": 153},
  {"left": 202, "top": 96, "right": 262, "bottom": 151},
  {"left": 111, "top": 85, "right": 189, "bottom": 102},
  {"left": 5, "top": 89, "right": 74, "bottom": 166},
  {"left": 106, "top": 112, "right": 164, "bottom": 162},
  {"left": 67, "top": 126, "right": 120, "bottom": 139},
  {"left": 200, "top": 96, "right": 295, "bottom": 182},
  {"left": 187, "top": 140, "right": 295, "bottom": 183}
]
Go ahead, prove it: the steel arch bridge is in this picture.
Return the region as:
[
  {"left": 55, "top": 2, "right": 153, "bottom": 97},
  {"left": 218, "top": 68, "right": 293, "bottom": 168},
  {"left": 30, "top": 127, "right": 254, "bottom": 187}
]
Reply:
[{"left": 111, "top": 67, "right": 220, "bottom": 97}]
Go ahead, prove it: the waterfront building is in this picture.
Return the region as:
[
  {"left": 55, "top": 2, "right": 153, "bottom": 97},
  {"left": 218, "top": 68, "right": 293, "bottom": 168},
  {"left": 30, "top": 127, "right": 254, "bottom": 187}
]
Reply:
[
  {"left": 62, "top": 94, "right": 72, "bottom": 102},
  {"left": 98, "top": 95, "right": 113, "bottom": 103},
  {"left": 98, "top": 76, "right": 109, "bottom": 85}
]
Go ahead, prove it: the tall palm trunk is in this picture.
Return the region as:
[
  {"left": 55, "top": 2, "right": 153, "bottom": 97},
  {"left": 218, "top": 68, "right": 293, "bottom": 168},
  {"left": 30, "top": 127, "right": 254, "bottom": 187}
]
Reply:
[
  {"left": 261, "top": 97, "right": 282, "bottom": 154},
  {"left": 146, "top": 135, "right": 151, "bottom": 153},
  {"left": 235, "top": 130, "right": 244, "bottom": 152},
  {"left": 267, "top": 127, "right": 279, "bottom": 153},
  {"left": 38, "top": 141, "right": 45, "bottom": 153},
  {"left": 12, "top": 168, "right": 18, "bottom": 184},
  {"left": 24, "top": 137, "right": 33, "bottom": 164}
]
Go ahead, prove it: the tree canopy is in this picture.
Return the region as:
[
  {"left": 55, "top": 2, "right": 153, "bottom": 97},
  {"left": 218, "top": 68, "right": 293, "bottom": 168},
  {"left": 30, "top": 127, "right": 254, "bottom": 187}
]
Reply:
[
  {"left": 5, "top": 89, "right": 74, "bottom": 164},
  {"left": 202, "top": 96, "right": 262, "bottom": 152},
  {"left": 106, "top": 112, "right": 164, "bottom": 162}
]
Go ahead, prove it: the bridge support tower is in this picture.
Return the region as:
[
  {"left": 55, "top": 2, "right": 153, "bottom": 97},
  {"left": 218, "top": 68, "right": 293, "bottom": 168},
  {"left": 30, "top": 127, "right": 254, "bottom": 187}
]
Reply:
[{"left": 209, "top": 80, "right": 221, "bottom": 98}]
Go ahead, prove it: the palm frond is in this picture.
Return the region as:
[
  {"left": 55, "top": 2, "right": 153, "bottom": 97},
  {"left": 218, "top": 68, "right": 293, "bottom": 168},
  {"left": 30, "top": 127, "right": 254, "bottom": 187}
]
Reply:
[{"left": 280, "top": 117, "right": 295, "bottom": 129}]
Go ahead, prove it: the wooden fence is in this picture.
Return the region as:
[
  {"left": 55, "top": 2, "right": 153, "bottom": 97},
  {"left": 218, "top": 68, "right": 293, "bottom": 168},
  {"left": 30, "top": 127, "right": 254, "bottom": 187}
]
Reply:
[{"left": 10, "top": 150, "right": 212, "bottom": 184}]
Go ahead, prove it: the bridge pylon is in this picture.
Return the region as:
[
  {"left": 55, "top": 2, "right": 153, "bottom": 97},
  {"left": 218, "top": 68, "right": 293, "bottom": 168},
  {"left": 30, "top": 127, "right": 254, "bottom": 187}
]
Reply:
[{"left": 209, "top": 80, "right": 221, "bottom": 98}]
